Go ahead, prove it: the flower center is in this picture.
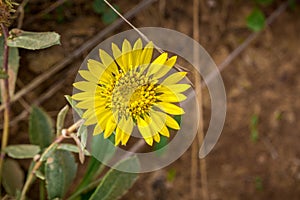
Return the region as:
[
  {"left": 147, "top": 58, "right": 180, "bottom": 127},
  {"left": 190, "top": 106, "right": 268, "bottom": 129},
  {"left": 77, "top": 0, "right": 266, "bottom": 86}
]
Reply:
[{"left": 111, "top": 70, "right": 158, "bottom": 119}]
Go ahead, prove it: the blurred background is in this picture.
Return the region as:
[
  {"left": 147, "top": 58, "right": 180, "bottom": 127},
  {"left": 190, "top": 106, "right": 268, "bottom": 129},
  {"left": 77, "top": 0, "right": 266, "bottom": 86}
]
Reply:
[{"left": 2, "top": 0, "right": 300, "bottom": 199}]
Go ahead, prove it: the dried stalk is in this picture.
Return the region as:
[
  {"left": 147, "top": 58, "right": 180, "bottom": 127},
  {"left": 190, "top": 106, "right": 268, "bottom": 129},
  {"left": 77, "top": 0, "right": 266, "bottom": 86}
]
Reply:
[{"left": 0, "top": 23, "right": 10, "bottom": 197}]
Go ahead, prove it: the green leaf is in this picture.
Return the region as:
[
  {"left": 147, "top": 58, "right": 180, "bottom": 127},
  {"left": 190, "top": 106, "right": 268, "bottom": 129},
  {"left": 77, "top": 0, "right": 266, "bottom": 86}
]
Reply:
[
  {"left": 65, "top": 95, "right": 83, "bottom": 117},
  {"left": 93, "top": 0, "right": 106, "bottom": 14},
  {"left": 29, "top": 106, "right": 54, "bottom": 148},
  {"left": 246, "top": 9, "right": 266, "bottom": 32},
  {"left": 78, "top": 124, "right": 87, "bottom": 147},
  {"left": 57, "top": 143, "right": 90, "bottom": 156},
  {"left": 0, "top": 35, "right": 20, "bottom": 101},
  {"left": 4, "top": 144, "right": 40, "bottom": 159},
  {"left": 102, "top": 5, "right": 119, "bottom": 24},
  {"left": 56, "top": 105, "right": 69, "bottom": 136},
  {"left": 153, "top": 135, "right": 168, "bottom": 156},
  {"left": 91, "top": 134, "right": 116, "bottom": 164},
  {"left": 40, "top": 143, "right": 59, "bottom": 162},
  {"left": 89, "top": 156, "right": 140, "bottom": 200},
  {"left": 45, "top": 150, "right": 77, "bottom": 199},
  {"left": 2, "top": 159, "right": 24, "bottom": 196},
  {"left": 7, "top": 29, "right": 60, "bottom": 50}
]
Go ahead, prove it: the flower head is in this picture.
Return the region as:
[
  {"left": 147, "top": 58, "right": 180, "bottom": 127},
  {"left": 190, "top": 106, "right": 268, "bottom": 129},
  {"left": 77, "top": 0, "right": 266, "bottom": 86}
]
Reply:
[{"left": 72, "top": 38, "right": 190, "bottom": 146}]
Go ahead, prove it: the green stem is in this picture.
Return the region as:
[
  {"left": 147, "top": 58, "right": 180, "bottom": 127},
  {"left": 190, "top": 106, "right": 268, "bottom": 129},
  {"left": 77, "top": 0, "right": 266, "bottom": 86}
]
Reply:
[
  {"left": 0, "top": 23, "right": 10, "bottom": 197},
  {"left": 39, "top": 179, "right": 45, "bottom": 200}
]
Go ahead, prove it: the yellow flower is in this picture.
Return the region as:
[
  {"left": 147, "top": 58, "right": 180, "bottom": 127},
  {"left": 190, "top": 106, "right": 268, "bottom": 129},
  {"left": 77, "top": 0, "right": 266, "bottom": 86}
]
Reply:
[{"left": 72, "top": 38, "right": 190, "bottom": 146}]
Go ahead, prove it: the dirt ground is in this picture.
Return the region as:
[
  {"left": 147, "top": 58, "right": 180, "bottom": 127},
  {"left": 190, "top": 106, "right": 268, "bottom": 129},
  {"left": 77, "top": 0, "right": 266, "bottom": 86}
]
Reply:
[{"left": 8, "top": 0, "right": 300, "bottom": 199}]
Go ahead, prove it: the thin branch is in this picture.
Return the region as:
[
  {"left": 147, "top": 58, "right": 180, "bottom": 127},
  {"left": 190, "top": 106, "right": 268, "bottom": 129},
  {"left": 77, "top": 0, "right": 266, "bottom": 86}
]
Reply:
[{"left": 0, "top": 23, "right": 10, "bottom": 197}]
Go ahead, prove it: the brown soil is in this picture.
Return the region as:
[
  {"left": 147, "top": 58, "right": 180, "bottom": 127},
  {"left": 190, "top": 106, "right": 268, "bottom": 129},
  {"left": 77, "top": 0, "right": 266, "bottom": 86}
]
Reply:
[{"left": 5, "top": 0, "right": 300, "bottom": 199}]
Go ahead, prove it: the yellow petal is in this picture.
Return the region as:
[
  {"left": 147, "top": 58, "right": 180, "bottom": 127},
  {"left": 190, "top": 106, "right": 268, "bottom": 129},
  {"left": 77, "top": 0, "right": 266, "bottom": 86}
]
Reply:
[
  {"left": 121, "top": 132, "right": 130, "bottom": 145},
  {"left": 161, "top": 72, "right": 187, "bottom": 85},
  {"left": 97, "top": 109, "right": 113, "bottom": 130},
  {"left": 72, "top": 92, "right": 93, "bottom": 100},
  {"left": 151, "top": 56, "right": 177, "bottom": 79},
  {"left": 144, "top": 137, "right": 153, "bottom": 146},
  {"left": 79, "top": 70, "right": 99, "bottom": 83},
  {"left": 93, "top": 123, "right": 103, "bottom": 135},
  {"left": 152, "top": 65, "right": 172, "bottom": 80},
  {"left": 82, "top": 108, "right": 95, "bottom": 119},
  {"left": 122, "top": 39, "right": 133, "bottom": 70},
  {"left": 73, "top": 81, "right": 97, "bottom": 92},
  {"left": 76, "top": 99, "right": 94, "bottom": 109},
  {"left": 157, "top": 93, "right": 187, "bottom": 102},
  {"left": 104, "top": 115, "right": 116, "bottom": 138},
  {"left": 157, "top": 84, "right": 191, "bottom": 93},
  {"left": 149, "top": 110, "right": 165, "bottom": 133},
  {"left": 137, "top": 116, "right": 153, "bottom": 146},
  {"left": 84, "top": 115, "right": 97, "bottom": 125},
  {"left": 143, "top": 114, "right": 160, "bottom": 134},
  {"left": 132, "top": 38, "right": 143, "bottom": 67},
  {"left": 112, "top": 43, "right": 126, "bottom": 72},
  {"left": 155, "top": 102, "right": 184, "bottom": 115},
  {"left": 150, "top": 110, "right": 170, "bottom": 137},
  {"left": 118, "top": 116, "right": 134, "bottom": 135},
  {"left": 159, "top": 125, "right": 170, "bottom": 137},
  {"left": 87, "top": 59, "right": 112, "bottom": 83},
  {"left": 164, "top": 56, "right": 177, "bottom": 67},
  {"left": 153, "top": 133, "right": 160, "bottom": 143},
  {"left": 147, "top": 52, "right": 168, "bottom": 76},
  {"left": 155, "top": 111, "right": 180, "bottom": 130},
  {"left": 99, "top": 49, "right": 118, "bottom": 73},
  {"left": 140, "top": 41, "right": 154, "bottom": 65},
  {"left": 87, "top": 59, "right": 106, "bottom": 74},
  {"left": 115, "top": 126, "right": 122, "bottom": 146}
]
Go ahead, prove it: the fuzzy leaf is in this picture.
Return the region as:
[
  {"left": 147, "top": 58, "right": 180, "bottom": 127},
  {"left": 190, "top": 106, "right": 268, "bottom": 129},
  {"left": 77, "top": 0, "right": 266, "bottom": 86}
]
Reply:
[
  {"left": 2, "top": 159, "right": 24, "bottom": 196},
  {"left": 29, "top": 106, "right": 54, "bottom": 148},
  {"left": 4, "top": 144, "right": 40, "bottom": 159},
  {"left": 7, "top": 29, "right": 60, "bottom": 50},
  {"left": 78, "top": 124, "right": 88, "bottom": 147},
  {"left": 57, "top": 143, "right": 90, "bottom": 156},
  {"left": 45, "top": 150, "right": 77, "bottom": 199},
  {"left": 56, "top": 105, "right": 69, "bottom": 136},
  {"left": 89, "top": 156, "right": 140, "bottom": 200},
  {"left": 65, "top": 95, "right": 83, "bottom": 117}
]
